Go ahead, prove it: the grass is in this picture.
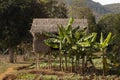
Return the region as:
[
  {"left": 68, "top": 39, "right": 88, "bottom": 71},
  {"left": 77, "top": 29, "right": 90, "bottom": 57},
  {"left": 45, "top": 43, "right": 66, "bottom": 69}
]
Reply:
[
  {"left": 14, "top": 72, "right": 120, "bottom": 80},
  {"left": 15, "top": 72, "right": 36, "bottom": 80},
  {"left": 41, "top": 75, "right": 58, "bottom": 80}
]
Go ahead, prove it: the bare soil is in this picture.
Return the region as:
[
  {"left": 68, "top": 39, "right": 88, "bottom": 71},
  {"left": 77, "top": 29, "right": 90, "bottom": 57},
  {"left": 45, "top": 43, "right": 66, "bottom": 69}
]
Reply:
[{"left": 0, "top": 67, "right": 15, "bottom": 80}]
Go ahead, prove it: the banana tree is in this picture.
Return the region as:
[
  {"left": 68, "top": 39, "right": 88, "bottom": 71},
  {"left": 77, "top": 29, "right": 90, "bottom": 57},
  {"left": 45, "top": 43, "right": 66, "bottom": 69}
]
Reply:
[
  {"left": 96, "top": 32, "right": 113, "bottom": 75},
  {"left": 44, "top": 18, "right": 74, "bottom": 71},
  {"left": 44, "top": 18, "right": 98, "bottom": 73},
  {"left": 44, "top": 18, "right": 84, "bottom": 71},
  {"left": 62, "top": 22, "right": 88, "bottom": 72},
  {"left": 75, "top": 32, "right": 97, "bottom": 73},
  {"left": 64, "top": 25, "right": 97, "bottom": 73},
  {"left": 44, "top": 26, "right": 66, "bottom": 70}
]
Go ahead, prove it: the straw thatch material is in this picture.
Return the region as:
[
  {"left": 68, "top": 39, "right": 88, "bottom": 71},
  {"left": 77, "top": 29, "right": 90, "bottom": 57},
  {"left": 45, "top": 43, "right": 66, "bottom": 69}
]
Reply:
[
  {"left": 30, "top": 18, "right": 87, "bottom": 33},
  {"left": 30, "top": 18, "right": 88, "bottom": 53}
]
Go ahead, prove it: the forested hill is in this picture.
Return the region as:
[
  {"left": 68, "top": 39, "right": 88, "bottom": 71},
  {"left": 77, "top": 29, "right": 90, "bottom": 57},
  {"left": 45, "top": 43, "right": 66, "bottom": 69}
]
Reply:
[
  {"left": 59, "top": 0, "right": 120, "bottom": 19},
  {"left": 86, "top": 0, "right": 111, "bottom": 15},
  {"left": 104, "top": 3, "right": 120, "bottom": 14}
]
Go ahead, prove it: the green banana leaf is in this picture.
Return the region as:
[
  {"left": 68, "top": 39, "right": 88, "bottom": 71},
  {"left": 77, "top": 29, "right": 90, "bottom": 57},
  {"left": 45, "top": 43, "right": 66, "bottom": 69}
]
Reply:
[
  {"left": 67, "top": 17, "right": 74, "bottom": 29},
  {"left": 72, "top": 45, "right": 78, "bottom": 50},
  {"left": 91, "top": 33, "right": 97, "bottom": 42},
  {"left": 44, "top": 38, "right": 59, "bottom": 48},
  {"left": 102, "top": 32, "right": 112, "bottom": 48},
  {"left": 77, "top": 41, "right": 90, "bottom": 47},
  {"left": 58, "top": 24, "right": 65, "bottom": 39},
  {"left": 100, "top": 32, "right": 103, "bottom": 45},
  {"left": 43, "top": 32, "right": 58, "bottom": 38}
]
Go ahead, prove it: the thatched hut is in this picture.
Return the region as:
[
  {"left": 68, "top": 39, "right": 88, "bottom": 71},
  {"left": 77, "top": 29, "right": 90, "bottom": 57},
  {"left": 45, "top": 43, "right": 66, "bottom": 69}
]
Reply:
[{"left": 30, "top": 18, "right": 88, "bottom": 53}]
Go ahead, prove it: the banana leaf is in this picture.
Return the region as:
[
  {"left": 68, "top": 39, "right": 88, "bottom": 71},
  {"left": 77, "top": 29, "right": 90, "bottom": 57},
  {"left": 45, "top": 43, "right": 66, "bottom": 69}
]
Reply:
[
  {"left": 43, "top": 32, "right": 58, "bottom": 38},
  {"left": 44, "top": 38, "right": 59, "bottom": 48},
  {"left": 77, "top": 41, "right": 90, "bottom": 47},
  {"left": 102, "top": 32, "right": 112, "bottom": 48},
  {"left": 67, "top": 17, "right": 74, "bottom": 28},
  {"left": 100, "top": 32, "right": 103, "bottom": 45},
  {"left": 58, "top": 24, "right": 65, "bottom": 39}
]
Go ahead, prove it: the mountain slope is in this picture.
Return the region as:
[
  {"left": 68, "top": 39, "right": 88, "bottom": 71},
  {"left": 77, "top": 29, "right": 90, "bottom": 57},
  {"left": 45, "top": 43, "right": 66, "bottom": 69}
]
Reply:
[
  {"left": 58, "top": 0, "right": 120, "bottom": 19},
  {"left": 87, "top": 0, "right": 111, "bottom": 14},
  {"left": 86, "top": 0, "right": 112, "bottom": 19},
  {"left": 104, "top": 3, "right": 120, "bottom": 14}
]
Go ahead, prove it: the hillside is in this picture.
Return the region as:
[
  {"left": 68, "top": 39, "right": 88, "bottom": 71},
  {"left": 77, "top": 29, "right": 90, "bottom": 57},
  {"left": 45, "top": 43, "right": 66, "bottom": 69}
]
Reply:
[
  {"left": 87, "top": 0, "right": 111, "bottom": 14},
  {"left": 58, "top": 0, "right": 120, "bottom": 19},
  {"left": 104, "top": 3, "right": 120, "bottom": 14},
  {"left": 87, "top": 0, "right": 111, "bottom": 19}
]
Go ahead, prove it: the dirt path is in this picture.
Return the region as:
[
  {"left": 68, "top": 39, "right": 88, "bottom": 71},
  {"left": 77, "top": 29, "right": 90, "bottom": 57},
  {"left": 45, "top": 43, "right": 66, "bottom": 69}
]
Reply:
[
  {"left": 0, "top": 67, "right": 16, "bottom": 80},
  {"left": 0, "top": 63, "right": 31, "bottom": 80}
]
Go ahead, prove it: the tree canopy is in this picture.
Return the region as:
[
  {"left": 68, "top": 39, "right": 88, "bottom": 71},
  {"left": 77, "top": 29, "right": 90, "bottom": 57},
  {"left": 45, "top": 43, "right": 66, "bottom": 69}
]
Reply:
[
  {"left": 0, "top": 0, "right": 68, "bottom": 62},
  {"left": 0, "top": 0, "right": 67, "bottom": 48}
]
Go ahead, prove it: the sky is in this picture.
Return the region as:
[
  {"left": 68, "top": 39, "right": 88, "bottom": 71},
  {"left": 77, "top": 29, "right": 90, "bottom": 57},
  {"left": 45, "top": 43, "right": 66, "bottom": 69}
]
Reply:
[{"left": 92, "top": 0, "right": 120, "bottom": 5}]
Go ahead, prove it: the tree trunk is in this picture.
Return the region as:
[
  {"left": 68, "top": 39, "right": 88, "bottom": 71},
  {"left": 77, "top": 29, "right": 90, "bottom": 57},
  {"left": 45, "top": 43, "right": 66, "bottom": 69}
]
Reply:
[{"left": 8, "top": 47, "right": 14, "bottom": 63}]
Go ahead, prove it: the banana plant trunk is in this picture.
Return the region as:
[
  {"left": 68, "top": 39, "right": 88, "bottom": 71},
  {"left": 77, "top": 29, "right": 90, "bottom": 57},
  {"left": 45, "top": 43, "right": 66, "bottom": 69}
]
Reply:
[
  {"left": 102, "top": 50, "right": 105, "bottom": 76},
  {"left": 36, "top": 53, "right": 40, "bottom": 70},
  {"left": 48, "top": 52, "right": 52, "bottom": 70},
  {"left": 59, "top": 54, "right": 62, "bottom": 71},
  {"left": 89, "top": 58, "right": 95, "bottom": 68},
  {"left": 71, "top": 57, "right": 74, "bottom": 72},
  {"left": 82, "top": 55, "right": 85, "bottom": 74},
  {"left": 75, "top": 55, "right": 79, "bottom": 73},
  {"left": 64, "top": 54, "right": 68, "bottom": 71}
]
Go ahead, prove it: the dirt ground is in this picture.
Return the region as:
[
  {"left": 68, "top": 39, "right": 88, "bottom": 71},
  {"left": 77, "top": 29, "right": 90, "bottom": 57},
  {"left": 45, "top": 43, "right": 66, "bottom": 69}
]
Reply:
[
  {"left": 0, "top": 67, "right": 15, "bottom": 79},
  {"left": 0, "top": 55, "right": 31, "bottom": 79}
]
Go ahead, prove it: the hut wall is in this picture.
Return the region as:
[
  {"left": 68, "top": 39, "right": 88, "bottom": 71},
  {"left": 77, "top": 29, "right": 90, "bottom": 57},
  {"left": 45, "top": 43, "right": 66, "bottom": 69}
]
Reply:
[{"left": 33, "top": 33, "right": 50, "bottom": 53}]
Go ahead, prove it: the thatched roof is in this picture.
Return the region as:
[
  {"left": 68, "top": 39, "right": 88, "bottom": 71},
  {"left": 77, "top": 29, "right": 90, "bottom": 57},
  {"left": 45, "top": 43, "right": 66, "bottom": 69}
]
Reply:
[{"left": 30, "top": 18, "right": 88, "bottom": 34}]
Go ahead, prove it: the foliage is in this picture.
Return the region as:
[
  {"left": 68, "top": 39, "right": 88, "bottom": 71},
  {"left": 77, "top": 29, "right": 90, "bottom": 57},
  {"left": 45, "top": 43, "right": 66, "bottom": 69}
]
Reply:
[
  {"left": 45, "top": 0, "right": 68, "bottom": 18},
  {"left": 44, "top": 18, "right": 116, "bottom": 75},
  {"left": 68, "top": 0, "right": 97, "bottom": 33},
  {"left": 97, "top": 14, "right": 120, "bottom": 69},
  {"left": 0, "top": 0, "right": 68, "bottom": 62},
  {"left": 96, "top": 32, "right": 113, "bottom": 75},
  {"left": 63, "top": 0, "right": 120, "bottom": 19},
  {"left": 0, "top": 0, "right": 67, "bottom": 48},
  {"left": 16, "top": 72, "right": 36, "bottom": 80}
]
